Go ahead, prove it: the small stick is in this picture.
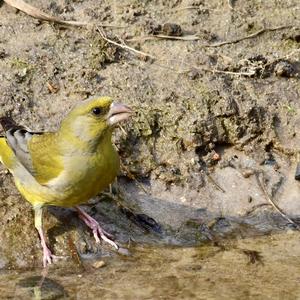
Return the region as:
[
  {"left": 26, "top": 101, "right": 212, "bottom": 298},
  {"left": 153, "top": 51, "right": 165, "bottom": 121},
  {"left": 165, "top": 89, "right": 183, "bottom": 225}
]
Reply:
[
  {"left": 206, "top": 173, "right": 226, "bottom": 193},
  {"left": 98, "top": 28, "right": 298, "bottom": 79},
  {"left": 96, "top": 27, "right": 156, "bottom": 59},
  {"left": 256, "top": 172, "right": 298, "bottom": 227},
  {"left": 114, "top": 143, "right": 149, "bottom": 195},
  {"left": 207, "top": 25, "right": 297, "bottom": 47},
  {"left": 148, "top": 34, "right": 200, "bottom": 41},
  {"left": 200, "top": 67, "right": 256, "bottom": 77},
  {"left": 67, "top": 234, "right": 84, "bottom": 269},
  {"left": 118, "top": 125, "right": 128, "bottom": 136},
  {"left": 95, "top": 30, "right": 258, "bottom": 77},
  {"left": 4, "top": 0, "right": 125, "bottom": 28},
  {"left": 173, "top": 6, "right": 201, "bottom": 11},
  {"left": 120, "top": 162, "right": 149, "bottom": 195},
  {"left": 244, "top": 203, "right": 272, "bottom": 216}
]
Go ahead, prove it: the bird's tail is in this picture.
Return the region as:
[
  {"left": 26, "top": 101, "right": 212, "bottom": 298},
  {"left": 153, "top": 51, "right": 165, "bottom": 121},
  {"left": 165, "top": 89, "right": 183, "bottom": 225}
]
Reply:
[
  {"left": 0, "top": 136, "right": 15, "bottom": 169},
  {"left": 0, "top": 136, "right": 6, "bottom": 164},
  {"left": 0, "top": 116, "right": 24, "bottom": 133}
]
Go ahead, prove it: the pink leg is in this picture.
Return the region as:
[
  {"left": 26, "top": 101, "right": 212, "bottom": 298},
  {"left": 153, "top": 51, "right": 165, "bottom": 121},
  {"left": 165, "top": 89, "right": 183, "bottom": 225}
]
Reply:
[
  {"left": 37, "top": 227, "right": 54, "bottom": 268},
  {"left": 76, "top": 206, "right": 119, "bottom": 250},
  {"left": 34, "top": 206, "right": 54, "bottom": 268}
]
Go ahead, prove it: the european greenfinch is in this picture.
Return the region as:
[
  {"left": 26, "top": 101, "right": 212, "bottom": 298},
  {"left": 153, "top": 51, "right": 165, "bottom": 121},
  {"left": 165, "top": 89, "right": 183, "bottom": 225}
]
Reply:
[{"left": 0, "top": 96, "right": 132, "bottom": 267}]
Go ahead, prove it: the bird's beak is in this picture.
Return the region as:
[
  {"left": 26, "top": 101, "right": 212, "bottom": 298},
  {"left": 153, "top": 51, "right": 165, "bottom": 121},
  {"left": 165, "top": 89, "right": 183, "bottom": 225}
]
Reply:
[{"left": 107, "top": 102, "right": 132, "bottom": 126}]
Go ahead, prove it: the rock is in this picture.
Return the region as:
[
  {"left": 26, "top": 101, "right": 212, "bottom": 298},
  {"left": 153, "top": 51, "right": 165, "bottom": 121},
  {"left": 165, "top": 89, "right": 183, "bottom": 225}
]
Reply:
[
  {"left": 92, "top": 260, "right": 106, "bottom": 269},
  {"left": 161, "top": 23, "right": 183, "bottom": 36},
  {"left": 274, "top": 61, "right": 294, "bottom": 77}
]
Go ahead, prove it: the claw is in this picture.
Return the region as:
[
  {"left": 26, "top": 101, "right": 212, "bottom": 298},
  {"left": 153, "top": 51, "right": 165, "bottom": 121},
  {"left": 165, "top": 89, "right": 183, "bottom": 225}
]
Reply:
[
  {"left": 76, "top": 206, "right": 119, "bottom": 250},
  {"left": 42, "top": 246, "right": 53, "bottom": 268},
  {"left": 97, "top": 226, "right": 119, "bottom": 249}
]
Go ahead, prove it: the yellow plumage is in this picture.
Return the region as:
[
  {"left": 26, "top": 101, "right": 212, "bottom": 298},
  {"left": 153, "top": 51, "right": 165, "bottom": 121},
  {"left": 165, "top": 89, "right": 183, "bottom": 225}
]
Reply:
[
  {"left": 0, "top": 96, "right": 132, "bottom": 267},
  {"left": 0, "top": 137, "right": 15, "bottom": 169}
]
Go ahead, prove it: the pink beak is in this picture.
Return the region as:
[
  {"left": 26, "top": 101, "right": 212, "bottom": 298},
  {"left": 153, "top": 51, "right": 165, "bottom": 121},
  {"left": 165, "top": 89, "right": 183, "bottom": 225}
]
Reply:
[{"left": 107, "top": 102, "right": 132, "bottom": 125}]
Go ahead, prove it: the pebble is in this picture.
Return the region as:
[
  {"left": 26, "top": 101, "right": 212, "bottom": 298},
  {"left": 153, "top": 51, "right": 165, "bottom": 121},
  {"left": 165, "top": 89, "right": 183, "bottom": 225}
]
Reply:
[
  {"left": 274, "top": 61, "right": 294, "bottom": 77},
  {"left": 92, "top": 260, "right": 106, "bottom": 269}
]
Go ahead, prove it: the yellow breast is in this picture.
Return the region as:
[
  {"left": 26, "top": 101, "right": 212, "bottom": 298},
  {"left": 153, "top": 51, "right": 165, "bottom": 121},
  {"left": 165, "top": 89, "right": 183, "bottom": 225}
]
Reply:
[{"left": 14, "top": 141, "right": 120, "bottom": 208}]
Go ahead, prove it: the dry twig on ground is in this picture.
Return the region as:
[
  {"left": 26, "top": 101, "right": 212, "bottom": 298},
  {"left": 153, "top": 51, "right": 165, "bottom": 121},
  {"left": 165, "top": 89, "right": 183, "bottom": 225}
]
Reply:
[
  {"left": 96, "top": 27, "right": 156, "bottom": 60},
  {"left": 206, "top": 173, "right": 226, "bottom": 193},
  {"left": 97, "top": 28, "right": 261, "bottom": 77},
  {"left": 127, "top": 34, "right": 200, "bottom": 42},
  {"left": 207, "top": 25, "right": 298, "bottom": 47},
  {"left": 256, "top": 172, "right": 299, "bottom": 227},
  {"left": 3, "top": 0, "right": 124, "bottom": 28}
]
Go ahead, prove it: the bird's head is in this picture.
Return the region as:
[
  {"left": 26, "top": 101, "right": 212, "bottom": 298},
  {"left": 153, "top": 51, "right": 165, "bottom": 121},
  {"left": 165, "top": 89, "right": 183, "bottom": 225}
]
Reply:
[{"left": 60, "top": 96, "right": 132, "bottom": 145}]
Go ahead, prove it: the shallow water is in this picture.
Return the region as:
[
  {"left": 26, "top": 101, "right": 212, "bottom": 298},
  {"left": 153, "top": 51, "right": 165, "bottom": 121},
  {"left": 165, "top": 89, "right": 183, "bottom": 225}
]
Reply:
[{"left": 1, "top": 231, "right": 300, "bottom": 299}]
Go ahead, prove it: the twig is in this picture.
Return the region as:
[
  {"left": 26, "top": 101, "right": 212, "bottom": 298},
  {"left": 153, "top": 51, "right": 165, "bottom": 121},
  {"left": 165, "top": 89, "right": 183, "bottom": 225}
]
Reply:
[
  {"left": 173, "top": 6, "right": 201, "bottom": 11},
  {"left": 263, "top": 49, "right": 300, "bottom": 69},
  {"left": 127, "top": 34, "right": 200, "bottom": 43},
  {"left": 118, "top": 125, "right": 128, "bottom": 136},
  {"left": 96, "top": 30, "right": 257, "bottom": 77},
  {"left": 96, "top": 27, "right": 156, "bottom": 59},
  {"left": 206, "top": 173, "right": 226, "bottom": 193},
  {"left": 4, "top": 0, "right": 124, "bottom": 28},
  {"left": 149, "top": 34, "right": 200, "bottom": 41},
  {"left": 126, "top": 36, "right": 161, "bottom": 42},
  {"left": 207, "top": 25, "right": 297, "bottom": 47},
  {"left": 98, "top": 27, "right": 298, "bottom": 79},
  {"left": 114, "top": 142, "right": 149, "bottom": 195},
  {"left": 128, "top": 25, "right": 299, "bottom": 46},
  {"left": 120, "top": 162, "right": 149, "bottom": 195},
  {"left": 200, "top": 67, "right": 256, "bottom": 77},
  {"left": 256, "top": 172, "right": 298, "bottom": 227},
  {"left": 244, "top": 203, "right": 272, "bottom": 216},
  {"left": 67, "top": 234, "right": 84, "bottom": 269}
]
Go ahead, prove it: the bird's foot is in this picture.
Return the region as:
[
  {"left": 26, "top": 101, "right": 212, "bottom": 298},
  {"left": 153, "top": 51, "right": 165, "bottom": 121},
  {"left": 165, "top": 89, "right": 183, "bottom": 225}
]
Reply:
[
  {"left": 42, "top": 246, "right": 66, "bottom": 268},
  {"left": 42, "top": 245, "right": 54, "bottom": 268},
  {"left": 91, "top": 222, "right": 119, "bottom": 249},
  {"left": 37, "top": 226, "right": 56, "bottom": 268},
  {"left": 76, "top": 206, "right": 119, "bottom": 250}
]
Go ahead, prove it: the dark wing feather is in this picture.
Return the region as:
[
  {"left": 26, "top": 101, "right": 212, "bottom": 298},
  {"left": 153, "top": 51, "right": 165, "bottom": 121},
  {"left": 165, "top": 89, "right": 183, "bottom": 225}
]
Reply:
[{"left": 0, "top": 116, "right": 41, "bottom": 175}]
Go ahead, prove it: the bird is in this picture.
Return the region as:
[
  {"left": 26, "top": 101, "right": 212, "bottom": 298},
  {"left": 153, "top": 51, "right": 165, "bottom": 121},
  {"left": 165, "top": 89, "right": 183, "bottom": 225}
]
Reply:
[{"left": 0, "top": 96, "right": 132, "bottom": 267}]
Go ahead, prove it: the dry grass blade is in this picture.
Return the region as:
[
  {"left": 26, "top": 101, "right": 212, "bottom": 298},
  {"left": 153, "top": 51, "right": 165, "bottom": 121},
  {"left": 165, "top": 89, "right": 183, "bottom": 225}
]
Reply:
[
  {"left": 4, "top": 0, "right": 87, "bottom": 26},
  {"left": 207, "top": 25, "right": 297, "bottom": 47},
  {"left": 127, "top": 34, "right": 200, "bottom": 42},
  {"left": 173, "top": 5, "right": 200, "bottom": 11},
  {"left": 4, "top": 0, "right": 125, "bottom": 28},
  {"left": 244, "top": 203, "right": 272, "bottom": 216},
  {"left": 151, "top": 34, "right": 200, "bottom": 41},
  {"left": 256, "top": 172, "right": 298, "bottom": 227},
  {"left": 206, "top": 173, "right": 226, "bottom": 193},
  {"left": 114, "top": 142, "right": 149, "bottom": 195},
  {"left": 97, "top": 27, "right": 156, "bottom": 59},
  {"left": 120, "top": 162, "right": 150, "bottom": 195},
  {"left": 96, "top": 29, "right": 258, "bottom": 77}
]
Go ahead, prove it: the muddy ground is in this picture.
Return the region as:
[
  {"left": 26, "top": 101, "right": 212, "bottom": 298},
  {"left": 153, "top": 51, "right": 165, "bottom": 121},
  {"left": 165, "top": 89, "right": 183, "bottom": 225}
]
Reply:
[{"left": 0, "top": 0, "right": 300, "bottom": 272}]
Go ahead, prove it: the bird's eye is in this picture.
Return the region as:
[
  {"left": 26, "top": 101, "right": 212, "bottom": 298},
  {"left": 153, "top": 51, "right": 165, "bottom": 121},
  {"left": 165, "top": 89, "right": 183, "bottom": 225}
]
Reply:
[{"left": 92, "top": 107, "right": 102, "bottom": 115}]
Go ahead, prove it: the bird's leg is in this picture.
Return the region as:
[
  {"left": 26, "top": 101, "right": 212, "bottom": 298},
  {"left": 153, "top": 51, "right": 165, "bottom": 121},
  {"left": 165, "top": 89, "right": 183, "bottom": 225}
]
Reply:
[
  {"left": 75, "top": 206, "right": 119, "bottom": 250},
  {"left": 34, "top": 206, "right": 53, "bottom": 267}
]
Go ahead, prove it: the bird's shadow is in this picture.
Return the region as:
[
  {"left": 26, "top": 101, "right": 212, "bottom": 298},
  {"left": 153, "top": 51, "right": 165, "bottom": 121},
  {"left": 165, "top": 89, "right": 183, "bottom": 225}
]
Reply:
[{"left": 45, "top": 177, "right": 299, "bottom": 261}]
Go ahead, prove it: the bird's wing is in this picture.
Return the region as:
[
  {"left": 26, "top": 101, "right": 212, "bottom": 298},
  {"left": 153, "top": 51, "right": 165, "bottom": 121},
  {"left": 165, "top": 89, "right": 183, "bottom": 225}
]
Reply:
[
  {"left": 0, "top": 116, "right": 37, "bottom": 173},
  {"left": 0, "top": 117, "right": 63, "bottom": 185}
]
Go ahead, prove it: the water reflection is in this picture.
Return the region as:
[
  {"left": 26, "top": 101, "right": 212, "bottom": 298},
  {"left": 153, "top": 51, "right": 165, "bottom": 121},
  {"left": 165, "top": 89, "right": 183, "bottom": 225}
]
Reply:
[
  {"left": 17, "top": 269, "right": 67, "bottom": 300},
  {"left": 3, "top": 231, "right": 300, "bottom": 299}
]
